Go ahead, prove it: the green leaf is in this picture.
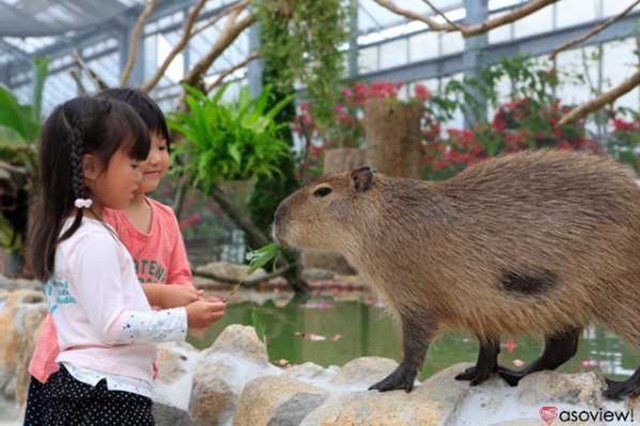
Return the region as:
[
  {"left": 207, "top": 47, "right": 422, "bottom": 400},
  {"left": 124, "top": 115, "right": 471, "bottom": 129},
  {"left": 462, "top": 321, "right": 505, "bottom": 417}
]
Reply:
[
  {"left": 251, "top": 306, "right": 267, "bottom": 343},
  {"left": 32, "top": 56, "right": 49, "bottom": 123},
  {"left": 246, "top": 243, "right": 280, "bottom": 275},
  {"left": 168, "top": 84, "right": 292, "bottom": 188},
  {"left": 0, "top": 86, "right": 29, "bottom": 141}
]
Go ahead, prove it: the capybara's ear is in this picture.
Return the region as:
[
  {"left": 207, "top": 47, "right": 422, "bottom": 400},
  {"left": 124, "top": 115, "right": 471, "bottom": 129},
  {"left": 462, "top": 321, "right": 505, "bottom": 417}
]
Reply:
[{"left": 351, "top": 166, "right": 374, "bottom": 192}]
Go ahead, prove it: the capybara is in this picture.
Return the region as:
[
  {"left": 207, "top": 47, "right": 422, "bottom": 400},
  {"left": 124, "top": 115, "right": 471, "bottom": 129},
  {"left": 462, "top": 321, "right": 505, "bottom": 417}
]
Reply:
[{"left": 273, "top": 150, "right": 640, "bottom": 399}]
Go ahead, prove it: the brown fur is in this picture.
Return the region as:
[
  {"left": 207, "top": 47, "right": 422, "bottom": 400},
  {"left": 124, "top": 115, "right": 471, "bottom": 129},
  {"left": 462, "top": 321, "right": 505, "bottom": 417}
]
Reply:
[{"left": 274, "top": 150, "right": 640, "bottom": 348}]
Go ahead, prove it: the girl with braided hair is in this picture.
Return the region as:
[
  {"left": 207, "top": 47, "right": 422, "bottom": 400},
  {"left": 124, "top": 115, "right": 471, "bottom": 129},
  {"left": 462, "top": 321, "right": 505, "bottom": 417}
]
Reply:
[
  {"left": 28, "top": 89, "right": 214, "bottom": 399},
  {"left": 24, "top": 96, "right": 225, "bottom": 425}
]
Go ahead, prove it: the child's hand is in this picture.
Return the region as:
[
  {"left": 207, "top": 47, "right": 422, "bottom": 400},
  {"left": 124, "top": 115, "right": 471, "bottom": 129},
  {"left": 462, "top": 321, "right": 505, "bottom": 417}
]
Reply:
[
  {"left": 185, "top": 299, "right": 226, "bottom": 329},
  {"left": 160, "top": 286, "right": 203, "bottom": 308},
  {"left": 188, "top": 295, "right": 224, "bottom": 338}
]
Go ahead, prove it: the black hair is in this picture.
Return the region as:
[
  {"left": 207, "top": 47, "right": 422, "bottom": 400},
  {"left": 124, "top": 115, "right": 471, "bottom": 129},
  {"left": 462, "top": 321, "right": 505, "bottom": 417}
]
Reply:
[
  {"left": 96, "top": 88, "right": 171, "bottom": 150},
  {"left": 27, "top": 96, "right": 150, "bottom": 281}
]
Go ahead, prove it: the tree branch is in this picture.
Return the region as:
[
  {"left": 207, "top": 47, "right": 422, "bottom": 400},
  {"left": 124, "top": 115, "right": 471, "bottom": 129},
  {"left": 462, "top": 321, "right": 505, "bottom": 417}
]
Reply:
[
  {"left": 209, "top": 183, "right": 270, "bottom": 250},
  {"left": 190, "top": 0, "right": 246, "bottom": 38},
  {"left": 193, "top": 263, "right": 295, "bottom": 288},
  {"left": 374, "top": 0, "right": 558, "bottom": 38},
  {"left": 120, "top": 0, "right": 159, "bottom": 86},
  {"left": 558, "top": 68, "right": 640, "bottom": 125},
  {"left": 549, "top": 0, "right": 640, "bottom": 61},
  {"left": 465, "top": 0, "right": 558, "bottom": 37},
  {"left": 140, "top": 0, "right": 208, "bottom": 93},
  {"left": 206, "top": 52, "right": 259, "bottom": 93},
  {"left": 373, "top": 0, "right": 448, "bottom": 31},
  {"left": 69, "top": 69, "right": 88, "bottom": 95},
  {"left": 183, "top": 4, "right": 255, "bottom": 87},
  {"left": 172, "top": 171, "right": 192, "bottom": 220},
  {"left": 420, "top": 0, "right": 464, "bottom": 32},
  {"left": 71, "top": 51, "right": 109, "bottom": 91}
]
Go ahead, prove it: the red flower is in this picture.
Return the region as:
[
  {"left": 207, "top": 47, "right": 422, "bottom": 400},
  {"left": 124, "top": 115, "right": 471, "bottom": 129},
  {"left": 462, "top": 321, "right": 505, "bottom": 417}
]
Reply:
[
  {"left": 414, "top": 84, "right": 430, "bottom": 101},
  {"left": 309, "top": 143, "right": 326, "bottom": 157},
  {"left": 612, "top": 118, "right": 640, "bottom": 131},
  {"left": 492, "top": 109, "right": 507, "bottom": 131},
  {"left": 337, "top": 113, "right": 355, "bottom": 126},
  {"left": 178, "top": 213, "right": 202, "bottom": 230},
  {"left": 433, "top": 160, "right": 450, "bottom": 170},
  {"left": 552, "top": 127, "right": 563, "bottom": 138}
]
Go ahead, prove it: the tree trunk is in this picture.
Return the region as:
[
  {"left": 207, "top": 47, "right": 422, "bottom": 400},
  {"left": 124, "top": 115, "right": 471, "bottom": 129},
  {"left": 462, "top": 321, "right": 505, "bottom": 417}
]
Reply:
[
  {"left": 363, "top": 98, "right": 422, "bottom": 179},
  {"left": 210, "top": 183, "right": 270, "bottom": 250},
  {"left": 171, "top": 172, "right": 192, "bottom": 220}
]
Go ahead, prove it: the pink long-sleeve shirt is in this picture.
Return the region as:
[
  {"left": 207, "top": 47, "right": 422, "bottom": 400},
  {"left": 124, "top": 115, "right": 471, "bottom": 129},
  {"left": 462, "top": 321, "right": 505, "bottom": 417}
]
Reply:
[
  {"left": 42, "top": 217, "right": 187, "bottom": 390},
  {"left": 30, "top": 197, "right": 194, "bottom": 384}
]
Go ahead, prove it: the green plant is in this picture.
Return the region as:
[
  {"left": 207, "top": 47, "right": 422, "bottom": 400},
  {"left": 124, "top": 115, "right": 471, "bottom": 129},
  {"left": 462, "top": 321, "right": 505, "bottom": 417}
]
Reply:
[
  {"left": 255, "top": 0, "right": 349, "bottom": 131},
  {"left": 246, "top": 243, "right": 280, "bottom": 274},
  {"left": 251, "top": 305, "right": 268, "bottom": 343},
  {"left": 0, "top": 57, "right": 49, "bottom": 255},
  {"left": 168, "top": 84, "right": 293, "bottom": 190}
]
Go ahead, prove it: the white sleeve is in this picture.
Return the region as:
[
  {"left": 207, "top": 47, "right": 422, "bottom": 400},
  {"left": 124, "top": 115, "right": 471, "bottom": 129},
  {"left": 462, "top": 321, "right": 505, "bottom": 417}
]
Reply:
[{"left": 70, "top": 232, "right": 188, "bottom": 345}]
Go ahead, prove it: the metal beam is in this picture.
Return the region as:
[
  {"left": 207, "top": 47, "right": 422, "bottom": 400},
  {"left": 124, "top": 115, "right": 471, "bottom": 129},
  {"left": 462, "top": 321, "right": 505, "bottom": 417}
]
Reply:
[
  {"left": 5, "top": 0, "right": 240, "bottom": 86},
  {"left": 463, "top": 0, "right": 489, "bottom": 126},
  {"left": 247, "top": 19, "right": 262, "bottom": 98},
  {"left": 0, "top": 40, "right": 31, "bottom": 62},
  {"left": 119, "top": 14, "right": 146, "bottom": 87},
  {"left": 9, "top": 46, "right": 120, "bottom": 88},
  {"left": 359, "top": 10, "right": 640, "bottom": 83}
]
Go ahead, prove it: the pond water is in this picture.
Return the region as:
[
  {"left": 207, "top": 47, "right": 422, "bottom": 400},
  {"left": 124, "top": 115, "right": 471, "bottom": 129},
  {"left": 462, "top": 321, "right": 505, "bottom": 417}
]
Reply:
[{"left": 188, "top": 296, "right": 640, "bottom": 381}]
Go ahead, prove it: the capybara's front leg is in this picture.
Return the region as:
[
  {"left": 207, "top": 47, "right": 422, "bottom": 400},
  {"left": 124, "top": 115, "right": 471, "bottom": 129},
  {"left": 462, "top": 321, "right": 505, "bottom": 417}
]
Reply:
[
  {"left": 455, "top": 336, "right": 500, "bottom": 386},
  {"left": 369, "top": 310, "right": 436, "bottom": 393}
]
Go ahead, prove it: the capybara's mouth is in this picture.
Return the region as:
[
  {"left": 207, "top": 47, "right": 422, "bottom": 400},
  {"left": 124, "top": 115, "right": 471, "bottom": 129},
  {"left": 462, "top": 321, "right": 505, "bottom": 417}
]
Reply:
[
  {"left": 271, "top": 223, "right": 288, "bottom": 248},
  {"left": 271, "top": 223, "right": 281, "bottom": 244}
]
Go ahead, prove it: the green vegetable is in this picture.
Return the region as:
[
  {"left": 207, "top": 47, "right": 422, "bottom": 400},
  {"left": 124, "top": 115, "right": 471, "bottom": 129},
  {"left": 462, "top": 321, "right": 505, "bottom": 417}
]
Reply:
[{"left": 246, "top": 243, "right": 280, "bottom": 275}]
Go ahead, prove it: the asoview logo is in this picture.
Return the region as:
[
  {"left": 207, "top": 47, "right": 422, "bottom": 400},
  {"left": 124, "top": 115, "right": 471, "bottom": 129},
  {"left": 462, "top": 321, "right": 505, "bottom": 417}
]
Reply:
[
  {"left": 538, "top": 405, "right": 635, "bottom": 424},
  {"left": 539, "top": 406, "right": 558, "bottom": 425}
]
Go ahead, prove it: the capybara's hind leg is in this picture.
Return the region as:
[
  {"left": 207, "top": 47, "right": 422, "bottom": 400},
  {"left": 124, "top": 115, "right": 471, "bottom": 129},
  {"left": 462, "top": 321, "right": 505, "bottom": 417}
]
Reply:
[
  {"left": 369, "top": 310, "right": 436, "bottom": 393},
  {"left": 604, "top": 369, "right": 640, "bottom": 400},
  {"left": 455, "top": 336, "right": 500, "bottom": 386},
  {"left": 499, "top": 327, "right": 581, "bottom": 386}
]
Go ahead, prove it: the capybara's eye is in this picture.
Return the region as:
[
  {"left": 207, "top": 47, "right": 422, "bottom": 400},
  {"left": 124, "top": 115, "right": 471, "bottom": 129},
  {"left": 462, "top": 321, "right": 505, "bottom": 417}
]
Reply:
[{"left": 313, "top": 187, "right": 332, "bottom": 198}]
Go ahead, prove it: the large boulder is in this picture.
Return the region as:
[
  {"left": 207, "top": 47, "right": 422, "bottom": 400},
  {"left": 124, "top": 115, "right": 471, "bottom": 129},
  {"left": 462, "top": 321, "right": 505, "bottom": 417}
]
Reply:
[
  {"left": 188, "top": 325, "right": 281, "bottom": 425},
  {"left": 0, "top": 289, "right": 47, "bottom": 403},
  {"left": 233, "top": 376, "right": 327, "bottom": 426},
  {"left": 152, "top": 341, "right": 200, "bottom": 426}
]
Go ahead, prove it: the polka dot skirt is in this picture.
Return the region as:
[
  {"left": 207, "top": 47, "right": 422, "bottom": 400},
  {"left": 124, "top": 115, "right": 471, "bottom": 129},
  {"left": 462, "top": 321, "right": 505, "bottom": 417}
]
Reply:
[{"left": 24, "top": 367, "right": 154, "bottom": 425}]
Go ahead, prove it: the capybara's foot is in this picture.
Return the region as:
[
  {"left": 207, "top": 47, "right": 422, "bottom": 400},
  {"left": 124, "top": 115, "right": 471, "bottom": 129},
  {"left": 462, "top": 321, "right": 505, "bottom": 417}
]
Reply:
[
  {"left": 497, "top": 367, "right": 525, "bottom": 387},
  {"left": 604, "top": 377, "right": 640, "bottom": 400},
  {"left": 455, "top": 365, "right": 477, "bottom": 381},
  {"left": 369, "top": 364, "right": 417, "bottom": 393},
  {"left": 455, "top": 365, "right": 497, "bottom": 386}
]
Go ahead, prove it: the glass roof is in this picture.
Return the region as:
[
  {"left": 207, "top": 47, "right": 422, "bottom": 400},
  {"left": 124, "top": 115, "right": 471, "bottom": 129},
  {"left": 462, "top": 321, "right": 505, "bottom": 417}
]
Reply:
[
  {"left": 2, "top": 0, "right": 639, "bottom": 116},
  {"left": 0, "top": 0, "right": 147, "bottom": 37}
]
